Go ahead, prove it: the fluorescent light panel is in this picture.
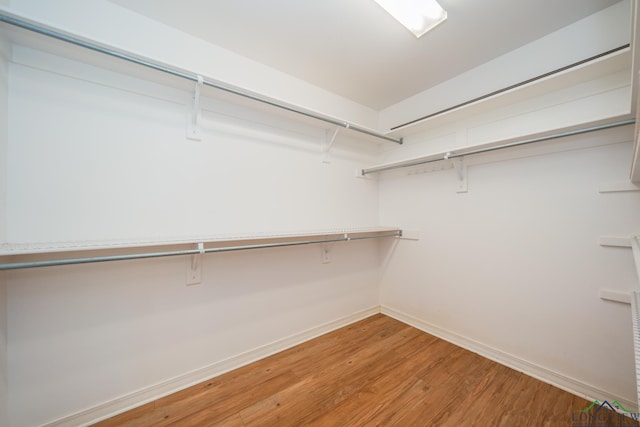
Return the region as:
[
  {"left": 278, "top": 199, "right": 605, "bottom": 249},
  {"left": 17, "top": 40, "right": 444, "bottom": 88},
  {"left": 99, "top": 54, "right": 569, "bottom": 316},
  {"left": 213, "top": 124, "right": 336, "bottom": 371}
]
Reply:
[{"left": 374, "top": 0, "right": 447, "bottom": 38}]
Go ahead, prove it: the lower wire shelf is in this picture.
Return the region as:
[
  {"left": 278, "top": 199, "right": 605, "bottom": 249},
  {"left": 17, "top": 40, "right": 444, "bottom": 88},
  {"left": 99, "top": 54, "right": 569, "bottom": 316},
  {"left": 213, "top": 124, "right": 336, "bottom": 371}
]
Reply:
[{"left": 0, "top": 227, "right": 402, "bottom": 270}]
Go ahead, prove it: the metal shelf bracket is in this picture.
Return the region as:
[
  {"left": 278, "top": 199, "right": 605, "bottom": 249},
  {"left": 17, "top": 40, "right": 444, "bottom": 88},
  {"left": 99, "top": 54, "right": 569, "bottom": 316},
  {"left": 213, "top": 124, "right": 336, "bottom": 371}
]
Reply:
[
  {"left": 322, "top": 127, "right": 340, "bottom": 163},
  {"left": 186, "top": 242, "right": 204, "bottom": 285},
  {"left": 451, "top": 155, "right": 468, "bottom": 193},
  {"left": 187, "top": 75, "right": 204, "bottom": 140}
]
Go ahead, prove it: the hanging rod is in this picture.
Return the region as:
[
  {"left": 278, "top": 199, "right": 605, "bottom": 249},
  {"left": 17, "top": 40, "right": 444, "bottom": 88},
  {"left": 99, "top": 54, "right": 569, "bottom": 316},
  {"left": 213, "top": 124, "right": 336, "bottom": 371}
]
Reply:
[
  {"left": 362, "top": 119, "right": 636, "bottom": 175},
  {"left": 0, "top": 231, "right": 402, "bottom": 270},
  {"left": 0, "top": 10, "right": 402, "bottom": 145},
  {"left": 390, "top": 45, "right": 630, "bottom": 131}
]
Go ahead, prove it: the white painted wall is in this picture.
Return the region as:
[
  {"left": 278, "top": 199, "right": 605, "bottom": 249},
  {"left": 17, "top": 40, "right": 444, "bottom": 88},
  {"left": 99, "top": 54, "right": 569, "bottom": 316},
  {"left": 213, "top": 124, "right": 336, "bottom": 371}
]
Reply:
[
  {"left": 2, "top": 0, "right": 639, "bottom": 425},
  {"left": 0, "top": 12, "right": 7, "bottom": 245},
  {"left": 7, "top": 240, "right": 380, "bottom": 426},
  {"left": 0, "top": 29, "right": 9, "bottom": 427},
  {"left": 5, "top": 0, "right": 378, "bottom": 130},
  {"left": 379, "top": 0, "right": 633, "bottom": 132},
  {"left": 378, "top": 127, "right": 640, "bottom": 406},
  {"left": 0, "top": 273, "right": 6, "bottom": 427},
  {"left": 377, "top": 66, "right": 632, "bottom": 166},
  {"left": 6, "top": 46, "right": 379, "bottom": 243},
  {"left": 3, "top": 35, "right": 383, "bottom": 426}
]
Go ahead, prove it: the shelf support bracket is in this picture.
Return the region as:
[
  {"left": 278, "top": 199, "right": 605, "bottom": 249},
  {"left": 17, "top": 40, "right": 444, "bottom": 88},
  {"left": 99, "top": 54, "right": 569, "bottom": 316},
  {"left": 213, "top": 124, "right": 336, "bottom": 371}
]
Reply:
[
  {"left": 187, "top": 75, "right": 204, "bottom": 140},
  {"left": 322, "top": 127, "right": 340, "bottom": 163},
  {"left": 452, "top": 156, "right": 468, "bottom": 193},
  {"left": 186, "top": 242, "right": 204, "bottom": 285}
]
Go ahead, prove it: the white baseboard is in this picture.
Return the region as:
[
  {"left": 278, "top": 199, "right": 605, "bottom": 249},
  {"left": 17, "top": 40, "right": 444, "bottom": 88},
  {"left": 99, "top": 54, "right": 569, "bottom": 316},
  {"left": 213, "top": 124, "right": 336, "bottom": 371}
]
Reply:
[
  {"left": 380, "top": 305, "right": 638, "bottom": 412},
  {"left": 45, "top": 306, "right": 381, "bottom": 427},
  {"left": 48, "top": 304, "right": 637, "bottom": 426}
]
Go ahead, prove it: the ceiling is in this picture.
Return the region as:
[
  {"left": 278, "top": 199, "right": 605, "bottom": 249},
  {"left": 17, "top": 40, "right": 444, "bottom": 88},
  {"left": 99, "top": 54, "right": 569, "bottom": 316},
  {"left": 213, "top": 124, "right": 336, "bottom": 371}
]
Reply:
[{"left": 108, "top": 0, "right": 623, "bottom": 110}]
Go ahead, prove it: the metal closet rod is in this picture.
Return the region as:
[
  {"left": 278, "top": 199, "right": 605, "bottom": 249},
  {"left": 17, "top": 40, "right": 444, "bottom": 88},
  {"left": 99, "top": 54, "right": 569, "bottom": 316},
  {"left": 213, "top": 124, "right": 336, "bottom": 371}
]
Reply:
[
  {"left": 0, "top": 231, "right": 402, "bottom": 270},
  {"left": 0, "top": 11, "right": 402, "bottom": 145},
  {"left": 390, "top": 44, "right": 630, "bottom": 131},
  {"left": 362, "top": 119, "right": 637, "bottom": 175}
]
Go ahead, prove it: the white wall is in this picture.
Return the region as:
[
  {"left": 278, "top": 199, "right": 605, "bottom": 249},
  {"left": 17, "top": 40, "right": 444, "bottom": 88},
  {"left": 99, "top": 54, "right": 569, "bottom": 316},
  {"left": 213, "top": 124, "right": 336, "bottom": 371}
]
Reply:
[
  {"left": 3, "top": 38, "right": 383, "bottom": 426},
  {"left": 377, "top": 66, "right": 632, "bottom": 167},
  {"left": 6, "top": 46, "right": 379, "bottom": 243},
  {"left": 5, "top": 0, "right": 378, "bottom": 130},
  {"left": 3, "top": 1, "right": 639, "bottom": 425},
  {"left": 0, "top": 30, "right": 9, "bottom": 427},
  {"left": 0, "top": 273, "right": 6, "bottom": 427},
  {"left": 378, "top": 127, "right": 640, "bottom": 406},
  {"left": 0, "top": 8, "right": 7, "bottom": 245},
  {"left": 7, "top": 240, "right": 380, "bottom": 426},
  {"left": 379, "top": 0, "right": 632, "bottom": 132},
  {"left": 0, "top": 272, "right": 6, "bottom": 427}
]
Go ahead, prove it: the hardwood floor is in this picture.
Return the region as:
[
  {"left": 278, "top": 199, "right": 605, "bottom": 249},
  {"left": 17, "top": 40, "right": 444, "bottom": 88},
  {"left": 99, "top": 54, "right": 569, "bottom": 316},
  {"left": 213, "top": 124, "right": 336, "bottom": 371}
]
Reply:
[{"left": 94, "top": 314, "right": 637, "bottom": 426}]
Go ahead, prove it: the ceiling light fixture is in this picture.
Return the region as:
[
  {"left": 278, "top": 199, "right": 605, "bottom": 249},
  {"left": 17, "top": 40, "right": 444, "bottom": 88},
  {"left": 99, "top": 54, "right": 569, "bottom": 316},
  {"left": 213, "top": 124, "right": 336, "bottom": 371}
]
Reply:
[{"left": 373, "top": 0, "right": 447, "bottom": 38}]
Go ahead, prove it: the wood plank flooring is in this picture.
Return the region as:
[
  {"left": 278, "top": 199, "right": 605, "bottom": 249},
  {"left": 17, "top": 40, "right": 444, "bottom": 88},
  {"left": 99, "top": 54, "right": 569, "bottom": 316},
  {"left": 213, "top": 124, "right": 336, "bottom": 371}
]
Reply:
[{"left": 94, "top": 314, "right": 637, "bottom": 426}]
